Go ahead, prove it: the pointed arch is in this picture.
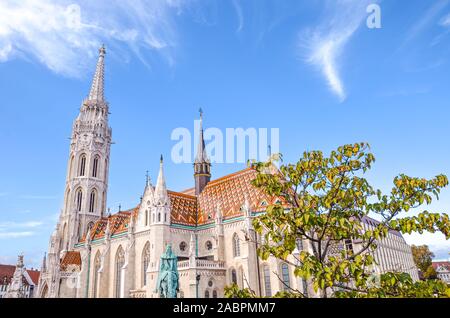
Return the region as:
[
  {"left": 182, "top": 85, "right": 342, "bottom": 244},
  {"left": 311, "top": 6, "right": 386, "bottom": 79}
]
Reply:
[
  {"left": 280, "top": 263, "right": 290, "bottom": 291},
  {"left": 75, "top": 188, "right": 83, "bottom": 212},
  {"left": 40, "top": 283, "right": 48, "bottom": 298},
  {"left": 93, "top": 251, "right": 101, "bottom": 298},
  {"left": 230, "top": 267, "right": 237, "bottom": 285},
  {"left": 92, "top": 155, "right": 100, "bottom": 178},
  {"left": 232, "top": 233, "right": 240, "bottom": 257},
  {"left": 89, "top": 189, "right": 97, "bottom": 213},
  {"left": 142, "top": 242, "right": 150, "bottom": 287},
  {"left": 114, "top": 246, "right": 125, "bottom": 298},
  {"left": 79, "top": 154, "right": 87, "bottom": 176}
]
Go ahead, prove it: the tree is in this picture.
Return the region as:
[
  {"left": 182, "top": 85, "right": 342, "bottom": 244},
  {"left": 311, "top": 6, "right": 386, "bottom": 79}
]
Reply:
[
  {"left": 411, "top": 245, "right": 436, "bottom": 280},
  {"left": 226, "top": 143, "right": 450, "bottom": 298}
]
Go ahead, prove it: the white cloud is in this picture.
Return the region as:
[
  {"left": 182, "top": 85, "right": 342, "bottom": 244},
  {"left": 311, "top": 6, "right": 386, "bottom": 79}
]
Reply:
[
  {"left": 440, "top": 13, "right": 450, "bottom": 26},
  {"left": 0, "top": 220, "right": 43, "bottom": 239},
  {"left": 404, "top": 232, "right": 450, "bottom": 261},
  {"left": 0, "top": 0, "right": 189, "bottom": 77},
  {"left": 19, "top": 195, "right": 57, "bottom": 200},
  {"left": 0, "top": 231, "right": 35, "bottom": 239},
  {"left": 299, "top": 0, "right": 377, "bottom": 102},
  {"left": 232, "top": 0, "right": 244, "bottom": 32},
  {"left": 0, "top": 221, "right": 44, "bottom": 229}
]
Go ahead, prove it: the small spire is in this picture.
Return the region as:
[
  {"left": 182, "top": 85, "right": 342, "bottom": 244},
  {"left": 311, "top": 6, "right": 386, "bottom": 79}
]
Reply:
[
  {"left": 146, "top": 170, "right": 150, "bottom": 186},
  {"left": 88, "top": 45, "right": 106, "bottom": 102},
  {"left": 155, "top": 156, "right": 169, "bottom": 205},
  {"left": 195, "top": 109, "right": 209, "bottom": 164}
]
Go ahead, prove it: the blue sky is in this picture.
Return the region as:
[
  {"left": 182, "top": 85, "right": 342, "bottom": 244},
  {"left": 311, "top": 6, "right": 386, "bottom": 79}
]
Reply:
[{"left": 0, "top": 0, "right": 449, "bottom": 268}]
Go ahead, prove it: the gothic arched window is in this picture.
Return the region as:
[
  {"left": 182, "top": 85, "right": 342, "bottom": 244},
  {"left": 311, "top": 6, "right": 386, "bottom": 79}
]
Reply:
[
  {"left": 145, "top": 210, "right": 148, "bottom": 226},
  {"left": 158, "top": 213, "right": 161, "bottom": 222},
  {"left": 142, "top": 242, "right": 150, "bottom": 286},
  {"left": 232, "top": 233, "right": 240, "bottom": 257},
  {"left": 115, "top": 246, "right": 125, "bottom": 298},
  {"left": 79, "top": 154, "right": 87, "bottom": 176},
  {"left": 281, "top": 263, "right": 290, "bottom": 291},
  {"left": 231, "top": 268, "right": 237, "bottom": 285},
  {"left": 204, "top": 290, "right": 210, "bottom": 298},
  {"left": 212, "top": 290, "right": 218, "bottom": 298},
  {"left": 76, "top": 189, "right": 83, "bottom": 212},
  {"left": 89, "top": 190, "right": 96, "bottom": 213},
  {"left": 93, "top": 251, "right": 101, "bottom": 298},
  {"left": 92, "top": 156, "right": 100, "bottom": 178},
  {"left": 263, "top": 265, "right": 272, "bottom": 297}
]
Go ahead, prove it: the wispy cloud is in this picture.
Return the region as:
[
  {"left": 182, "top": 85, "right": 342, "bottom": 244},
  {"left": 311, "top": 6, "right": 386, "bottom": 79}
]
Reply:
[
  {"left": 0, "top": 221, "right": 44, "bottom": 229},
  {"left": 404, "top": 232, "right": 450, "bottom": 260},
  {"left": 19, "top": 195, "right": 57, "bottom": 200},
  {"left": 0, "top": 220, "right": 43, "bottom": 240},
  {"left": 441, "top": 13, "right": 450, "bottom": 26},
  {"left": 0, "top": 231, "right": 35, "bottom": 239},
  {"left": 232, "top": 0, "right": 244, "bottom": 32},
  {"left": 298, "top": 0, "right": 377, "bottom": 102},
  {"left": 0, "top": 0, "right": 189, "bottom": 77}
]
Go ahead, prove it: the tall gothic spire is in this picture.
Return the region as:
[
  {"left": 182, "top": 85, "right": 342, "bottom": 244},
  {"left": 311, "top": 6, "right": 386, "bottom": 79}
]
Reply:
[
  {"left": 194, "top": 109, "right": 211, "bottom": 195},
  {"left": 88, "top": 45, "right": 106, "bottom": 102}
]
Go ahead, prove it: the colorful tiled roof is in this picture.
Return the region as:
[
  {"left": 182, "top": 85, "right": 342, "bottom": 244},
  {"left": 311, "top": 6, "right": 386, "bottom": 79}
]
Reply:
[
  {"left": 27, "top": 269, "right": 40, "bottom": 285},
  {"left": 81, "top": 207, "right": 139, "bottom": 242},
  {"left": 196, "top": 168, "right": 274, "bottom": 225},
  {"left": 0, "top": 264, "right": 40, "bottom": 286},
  {"left": 169, "top": 191, "right": 198, "bottom": 226},
  {"left": 80, "top": 167, "right": 282, "bottom": 237},
  {"left": 432, "top": 261, "right": 450, "bottom": 271},
  {"left": 60, "top": 251, "right": 81, "bottom": 271}
]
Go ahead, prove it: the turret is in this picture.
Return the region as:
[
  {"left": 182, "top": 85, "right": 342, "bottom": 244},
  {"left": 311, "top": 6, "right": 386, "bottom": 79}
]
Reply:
[{"left": 152, "top": 156, "right": 170, "bottom": 225}]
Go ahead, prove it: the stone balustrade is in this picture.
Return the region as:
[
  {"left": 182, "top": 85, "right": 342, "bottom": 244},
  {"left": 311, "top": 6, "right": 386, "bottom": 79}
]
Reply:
[{"left": 129, "top": 289, "right": 147, "bottom": 298}]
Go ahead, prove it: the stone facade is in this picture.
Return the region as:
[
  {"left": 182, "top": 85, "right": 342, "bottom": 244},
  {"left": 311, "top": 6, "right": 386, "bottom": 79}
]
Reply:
[{"left": 36, "top": 46, "right": 419, "bottom": 298}]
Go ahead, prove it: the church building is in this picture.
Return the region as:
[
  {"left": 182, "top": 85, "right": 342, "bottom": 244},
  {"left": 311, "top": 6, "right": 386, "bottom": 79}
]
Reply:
[{"left": 36, "top": 46, "right": 418, "bottom": 298}]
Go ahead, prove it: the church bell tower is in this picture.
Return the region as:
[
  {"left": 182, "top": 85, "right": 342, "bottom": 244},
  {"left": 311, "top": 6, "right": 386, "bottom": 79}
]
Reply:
[{"left": 59, "top": 45, "right": 112, "bottom": 251}]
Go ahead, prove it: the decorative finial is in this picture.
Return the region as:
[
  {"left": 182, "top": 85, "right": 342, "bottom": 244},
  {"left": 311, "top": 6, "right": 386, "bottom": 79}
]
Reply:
[
  {"left": 99, "top": 44, "right": 106, "bottom": 56},
  {"left": 199, "top": 107, "right": 203, "bottom": 119},
  {"left": 160, "top": 154, "right": 163, "bottom": 163},
  {"left": 118, "top": 204, "right": 121, "bottom": 212},
  {"left": 146, "top": 170, "right": 150, "bottom": 185}
]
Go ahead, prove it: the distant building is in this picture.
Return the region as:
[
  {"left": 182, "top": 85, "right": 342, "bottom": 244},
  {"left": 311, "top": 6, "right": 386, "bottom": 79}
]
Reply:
[
  {"left": 432, "top": 261, "right": 450, "bottom": 284},
  {"left": 0, "top": 255, "right": 40, "bottom": 298}
]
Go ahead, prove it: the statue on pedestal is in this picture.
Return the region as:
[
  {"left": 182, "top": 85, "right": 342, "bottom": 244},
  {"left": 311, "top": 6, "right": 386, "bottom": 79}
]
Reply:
[{"left": 155, "top": 245, "right": 179, "bottom": 298}]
